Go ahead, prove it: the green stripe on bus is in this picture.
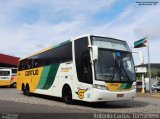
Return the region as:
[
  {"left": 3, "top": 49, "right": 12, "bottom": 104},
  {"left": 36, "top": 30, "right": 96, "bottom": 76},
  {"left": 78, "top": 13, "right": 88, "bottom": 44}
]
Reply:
[
  {"left": 37, "top": 66, "right": 51, "bottom": 89},
  {"left": 120, "top": 83, "right": 127, "bottom": 89},
  {"left": 42, "top": 64, "right": 60, "bottom": 89},
  {"left": 125, "top": 83, "right": 132, "bottom": 89},
  {"left": 120, "top": 83, "right": 132, "bottom": 89}
]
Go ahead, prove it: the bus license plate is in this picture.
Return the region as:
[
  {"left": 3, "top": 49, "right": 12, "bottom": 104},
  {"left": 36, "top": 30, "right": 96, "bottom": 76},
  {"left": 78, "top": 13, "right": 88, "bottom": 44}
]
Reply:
[{"left": 117, "top": 94, "right": 124, "bottom": 97}]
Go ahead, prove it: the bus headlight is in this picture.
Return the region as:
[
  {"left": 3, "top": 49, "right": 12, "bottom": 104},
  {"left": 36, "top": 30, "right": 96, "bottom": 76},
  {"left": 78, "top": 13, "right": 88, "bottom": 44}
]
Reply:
[{"left": 93, "top": 84, "right": 107, "bottom": 90}]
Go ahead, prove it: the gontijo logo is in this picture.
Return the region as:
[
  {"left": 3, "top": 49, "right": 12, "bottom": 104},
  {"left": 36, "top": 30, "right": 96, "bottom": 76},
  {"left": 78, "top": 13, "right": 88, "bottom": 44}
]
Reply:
[
  {"left": 76, "top": 88, "right": 88, "bottom": 99},
  {"left": 61, "top": 67, "right": 72, "bottom": 72},
  {"left": 25, "top": 69, "right": 39, "bottom": 76}
]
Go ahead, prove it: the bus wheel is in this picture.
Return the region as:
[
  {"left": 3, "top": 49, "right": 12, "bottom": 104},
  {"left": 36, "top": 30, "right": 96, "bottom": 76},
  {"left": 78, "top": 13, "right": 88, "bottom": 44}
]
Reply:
[
  {"left": 22, "top": 84, "right": 26, "bottom": 95},
  {"left": 26, "top": 84, "right": 30, "bottom": 96},
  {"left": 10, "top": 83, "right": 16, "bottom": 88},
  {"left": 13, "top": 83, "right": 16, "bottom": 88},
  {"left": 62, "top": 85, "right": 73, "bottom": 104}
]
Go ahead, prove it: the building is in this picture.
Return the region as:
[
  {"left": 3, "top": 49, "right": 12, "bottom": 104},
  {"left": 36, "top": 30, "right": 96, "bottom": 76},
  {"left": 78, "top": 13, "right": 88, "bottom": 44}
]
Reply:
[
  {"left": 0, "top": 53, "right": 20, "bottom": 68},
  {"left": 136, "top": 63, "right": 160, "bottom": 78},
  {"left": 135, "top": 63, "right": 160, "bottom": 92}
]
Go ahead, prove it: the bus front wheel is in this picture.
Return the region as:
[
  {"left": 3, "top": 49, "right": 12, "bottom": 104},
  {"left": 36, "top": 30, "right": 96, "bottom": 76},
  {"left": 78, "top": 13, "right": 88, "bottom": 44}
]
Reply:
[{"left": 62, "top": 85, "right": 73, "bottom": 104}]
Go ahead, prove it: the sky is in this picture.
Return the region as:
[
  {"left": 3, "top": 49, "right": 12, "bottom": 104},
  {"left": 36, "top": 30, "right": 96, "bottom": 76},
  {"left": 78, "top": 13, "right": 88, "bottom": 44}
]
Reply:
[{"left": 0, "top": 0, "right": 160, "bottom": 65}]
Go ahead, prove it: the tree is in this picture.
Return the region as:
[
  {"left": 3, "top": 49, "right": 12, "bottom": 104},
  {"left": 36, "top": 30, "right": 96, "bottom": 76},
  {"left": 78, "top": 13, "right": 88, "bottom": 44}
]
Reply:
[{"left": 157, "top": 71, "right": 160, "bottom": 78}]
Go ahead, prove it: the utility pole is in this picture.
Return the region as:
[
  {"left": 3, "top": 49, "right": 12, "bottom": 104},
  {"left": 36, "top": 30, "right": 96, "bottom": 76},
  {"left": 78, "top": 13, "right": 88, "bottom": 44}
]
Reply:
[{"left": 147, "top": 39, "right": 152, "bottom": 93}]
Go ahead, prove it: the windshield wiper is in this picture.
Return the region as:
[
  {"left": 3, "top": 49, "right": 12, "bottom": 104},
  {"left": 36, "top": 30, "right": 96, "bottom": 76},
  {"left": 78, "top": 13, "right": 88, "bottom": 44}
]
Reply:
[
  {"left": 120, "top": 63, "right": 131, "bottom": 82},
  {"left": 110, "top": 65, "right": 117, "bottom": 82},
  {"left": 110, "top": 59, "right": 130, "bottom": 82}
]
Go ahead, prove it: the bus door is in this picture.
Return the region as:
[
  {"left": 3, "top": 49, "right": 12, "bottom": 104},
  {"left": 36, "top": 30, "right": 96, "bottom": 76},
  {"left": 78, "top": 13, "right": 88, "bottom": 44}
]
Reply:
[
  {"left": 81, "top": 50, "right": 93, "bottom": 86},
  {"left": 74, "top": 37, "right": 93, "bottom": 100}
]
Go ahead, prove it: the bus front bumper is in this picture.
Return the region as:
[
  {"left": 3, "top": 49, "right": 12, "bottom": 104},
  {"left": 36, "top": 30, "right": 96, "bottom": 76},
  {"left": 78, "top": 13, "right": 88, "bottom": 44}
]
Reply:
[{"left": 91, "top": 88, "right": 136, "bottom": 102}]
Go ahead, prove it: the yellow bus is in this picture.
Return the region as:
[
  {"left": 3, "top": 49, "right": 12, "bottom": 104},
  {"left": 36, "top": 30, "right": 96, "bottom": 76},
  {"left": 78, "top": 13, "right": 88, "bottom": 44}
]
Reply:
[
  {"left": 16, "top": 35, "right": 136, "bottom": 103},
  {"left": 0, "top": 68, "right": 17, "bottom": 87}
]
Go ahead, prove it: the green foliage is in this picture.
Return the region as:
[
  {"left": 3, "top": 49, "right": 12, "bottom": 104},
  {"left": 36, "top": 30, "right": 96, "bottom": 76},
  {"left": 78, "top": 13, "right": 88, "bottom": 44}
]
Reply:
[
  {"left": 136, "top": 64, "right": 160, "bottom": 79},
  {"left": 136, "top": 74, "right": 142, "bottom": 80},
  {"left": 145, "top": 67, "right": 160, "bottom": 78},
  {"left": 157, "top": 71, "right": 160, "bottom": 77}
]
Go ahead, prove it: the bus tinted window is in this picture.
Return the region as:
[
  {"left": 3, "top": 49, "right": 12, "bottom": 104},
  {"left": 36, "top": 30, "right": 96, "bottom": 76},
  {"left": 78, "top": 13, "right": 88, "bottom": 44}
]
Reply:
[
  {"left": 18, "top": 42, "right": 72, "bottom": 71},
  {"left": 12, "top": 69, "right": 17, "bottom": 73},
  {"left": 38, "top": 42, "right": 72, "bottom": 64}
]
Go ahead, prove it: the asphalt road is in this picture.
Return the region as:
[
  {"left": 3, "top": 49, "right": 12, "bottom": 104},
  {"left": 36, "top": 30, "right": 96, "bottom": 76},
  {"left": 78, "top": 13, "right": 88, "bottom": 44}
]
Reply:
[{"left": 0, "top": 87, "right": 160, "bottom": 118}]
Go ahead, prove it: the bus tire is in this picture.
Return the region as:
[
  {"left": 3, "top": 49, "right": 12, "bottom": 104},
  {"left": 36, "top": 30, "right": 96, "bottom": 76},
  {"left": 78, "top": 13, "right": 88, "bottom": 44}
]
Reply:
[
  {"left": 26, "top": 84, "right": 30, "bottom": 96},
  {"left": 13, "top": 83, "right": 16, "bottom": 88},
  {"left": 22, "top": 84, "right": 27, "bottom": 95},
  {"left": 10, "top": 83, "right": 16, "bottom": 88},
  {"left": 62, "top": 85, "right": 73, "bottom": 104}
]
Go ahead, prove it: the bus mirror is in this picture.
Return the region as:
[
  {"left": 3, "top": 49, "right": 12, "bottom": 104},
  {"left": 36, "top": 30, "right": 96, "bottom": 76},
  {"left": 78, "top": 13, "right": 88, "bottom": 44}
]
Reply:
[
  {"left": 88, "top": 45, "right": 98, "bottom": 61},
  {"left": 92, "top": 46, "right": 98, "bottom": 60}
]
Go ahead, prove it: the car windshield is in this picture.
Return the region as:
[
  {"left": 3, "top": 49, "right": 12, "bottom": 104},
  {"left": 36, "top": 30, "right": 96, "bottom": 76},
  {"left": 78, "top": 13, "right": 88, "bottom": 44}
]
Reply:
[{"left": 94, "top": 49, "right": 135, "bottom": 82}]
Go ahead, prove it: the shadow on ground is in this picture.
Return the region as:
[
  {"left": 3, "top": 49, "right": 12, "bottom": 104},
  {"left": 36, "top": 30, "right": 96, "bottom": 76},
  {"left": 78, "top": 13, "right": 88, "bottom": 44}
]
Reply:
[
  {"left": 29, "top": 93, "right": 148, "bottom": 109},
  {"left": 0, "top": 86, "right": 15, "bottom": 88}
]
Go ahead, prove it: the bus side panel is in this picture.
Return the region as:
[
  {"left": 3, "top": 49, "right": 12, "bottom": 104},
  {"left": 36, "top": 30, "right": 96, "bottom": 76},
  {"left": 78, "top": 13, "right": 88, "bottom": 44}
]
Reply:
[
  {"left": 16, "top": 67, "right": 43, "bottom": 92},
  {"left": 35, "top": 62, "right": 73, "bottom": 97},
  {"left": 17, "top": 61, "right": 95, "bottom": 101},
  {"left": 0, "top": 80, "right": 11, "bottom": 86},
  {"left": 53, "top": 62, "right": 73, "bottom": 97}
]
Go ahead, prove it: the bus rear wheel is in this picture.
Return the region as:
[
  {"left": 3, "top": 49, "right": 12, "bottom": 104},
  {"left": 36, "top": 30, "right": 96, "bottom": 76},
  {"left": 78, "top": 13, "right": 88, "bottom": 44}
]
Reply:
[
  {"left": 22, "top": 84, "right": 27, "bottom": 95},
  {"left": 25, "top": 84, "right": 30, "bottom": 96},
  {"left": 62, "top": 85, "right": 73, "bottom": 104}
]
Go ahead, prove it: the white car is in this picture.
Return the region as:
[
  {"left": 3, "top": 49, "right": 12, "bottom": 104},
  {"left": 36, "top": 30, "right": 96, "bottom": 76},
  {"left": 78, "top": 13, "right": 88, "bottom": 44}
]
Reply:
[{"left": 152, "top": 82, "right": 160, "bottom": 92}]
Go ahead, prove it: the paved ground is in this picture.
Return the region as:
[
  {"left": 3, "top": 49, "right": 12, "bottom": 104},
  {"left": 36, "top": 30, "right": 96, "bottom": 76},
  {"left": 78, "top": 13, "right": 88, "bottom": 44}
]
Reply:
[
  {"left": 0, "top": 87, "right": 160, "bottom": 114},
  {"left": 136, "top": 92, "right": 160, "bottom": 99},
  {"left": 0, "top": 100, "right": 94, "bottom": 113}
]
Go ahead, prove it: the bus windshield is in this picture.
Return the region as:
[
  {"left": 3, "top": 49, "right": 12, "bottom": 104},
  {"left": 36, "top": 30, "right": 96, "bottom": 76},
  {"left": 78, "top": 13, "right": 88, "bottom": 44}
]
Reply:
[
  {"left": 94, "top": 49, "right": 135, "bottom": 82},
  {"left": 91, "top": 36, "right": 130, "bottom": 51}
]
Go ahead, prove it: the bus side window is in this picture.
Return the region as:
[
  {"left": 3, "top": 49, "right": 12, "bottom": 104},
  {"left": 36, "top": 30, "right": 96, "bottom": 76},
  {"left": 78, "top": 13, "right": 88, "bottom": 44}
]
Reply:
[
  {"left": 18, "top": 62, "right": 21, "bottom": 71},
  {"left": 34, "top": 60, "right": 38, "bottom": 67},
  {"left": 22, "top": 61, "right": 25, "bottom": 70},
  {"left": 26, "top": 59, "right": 31, "bottom": 69}
]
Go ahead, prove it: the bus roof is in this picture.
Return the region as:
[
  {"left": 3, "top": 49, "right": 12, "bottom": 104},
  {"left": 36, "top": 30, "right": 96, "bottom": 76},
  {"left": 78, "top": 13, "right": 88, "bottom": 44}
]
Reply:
[{"left": 20, "top": 34, "right": 127, "bottom": 61}]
